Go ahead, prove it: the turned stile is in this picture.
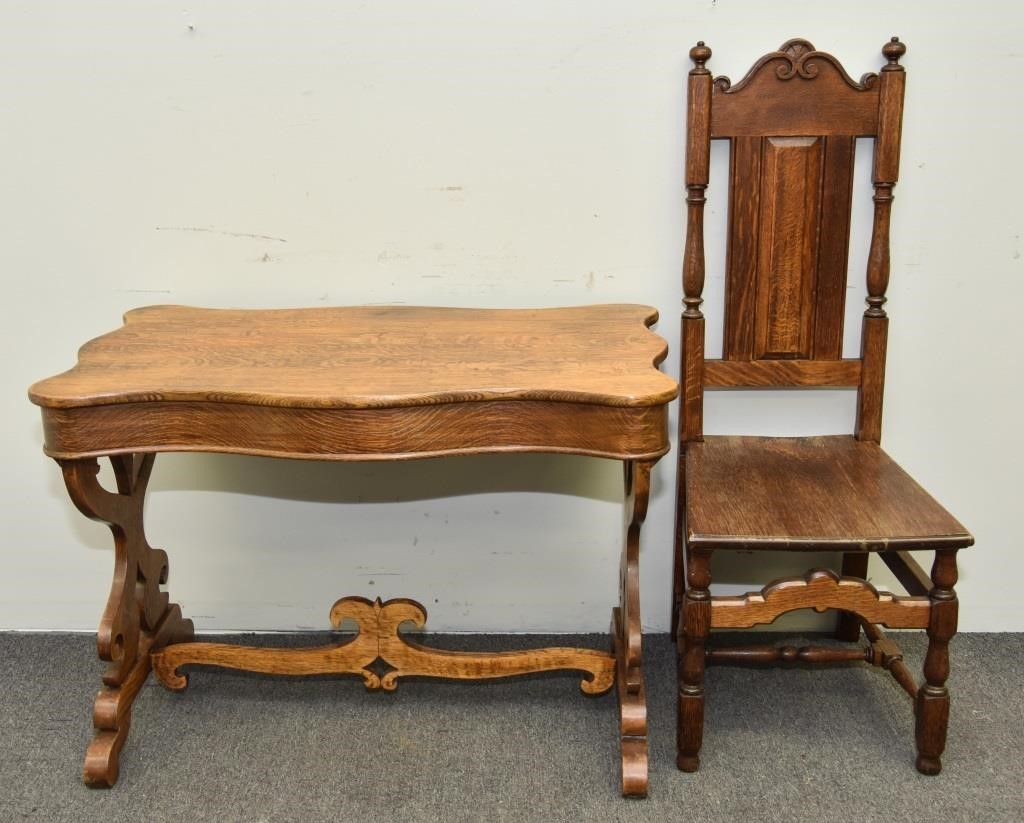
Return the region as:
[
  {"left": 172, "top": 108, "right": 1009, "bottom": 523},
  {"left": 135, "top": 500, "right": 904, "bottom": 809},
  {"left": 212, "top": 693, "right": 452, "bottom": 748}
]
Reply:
[
  {"left": 681, "top": 41, "right": 712, "bottom": 446},
  {"left": 856, "top": 37, "right": 905, "bottom": 445},
  {"left": 672, "top": 41, "right": 712, "bottom": 641}
]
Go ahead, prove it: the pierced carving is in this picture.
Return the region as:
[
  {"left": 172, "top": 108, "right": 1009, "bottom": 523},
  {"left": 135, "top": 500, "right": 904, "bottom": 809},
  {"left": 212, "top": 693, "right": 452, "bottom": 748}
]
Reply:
[
  {"left": 152, "top": 596, "right": 615, "bottom": 694},
  {"left": 60, "top": 455, "right": 193, "bottom": 787},
  {"left": 710, "top": 568, "right": 931, "bottom": 629}
]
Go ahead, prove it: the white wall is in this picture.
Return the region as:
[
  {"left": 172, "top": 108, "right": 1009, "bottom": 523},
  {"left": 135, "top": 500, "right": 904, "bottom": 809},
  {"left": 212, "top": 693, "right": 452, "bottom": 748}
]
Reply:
[{"left": 2, "top": 1, "right": 1020, "bottom": 633}]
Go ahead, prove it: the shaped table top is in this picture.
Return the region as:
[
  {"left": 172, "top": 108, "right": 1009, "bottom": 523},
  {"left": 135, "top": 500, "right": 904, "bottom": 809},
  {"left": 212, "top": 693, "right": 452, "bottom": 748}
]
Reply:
[
  {"left": 30, "top": 304, "right": 677, "bottom": 462},
  {"left": 31, "top": 304, "right": 677, "bottom": 411}
]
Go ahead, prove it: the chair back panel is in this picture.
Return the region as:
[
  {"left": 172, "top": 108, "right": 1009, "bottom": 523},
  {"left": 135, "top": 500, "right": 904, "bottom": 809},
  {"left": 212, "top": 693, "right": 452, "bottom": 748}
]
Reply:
[{"left": 722, "top": 133, "right": 855, "bottom": 363}]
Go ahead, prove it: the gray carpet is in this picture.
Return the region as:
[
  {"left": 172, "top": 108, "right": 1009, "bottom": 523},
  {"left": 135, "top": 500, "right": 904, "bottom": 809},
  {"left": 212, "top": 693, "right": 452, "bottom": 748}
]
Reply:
[{"left": 0, "top": 632, "right": 1021, "bottom": 822}]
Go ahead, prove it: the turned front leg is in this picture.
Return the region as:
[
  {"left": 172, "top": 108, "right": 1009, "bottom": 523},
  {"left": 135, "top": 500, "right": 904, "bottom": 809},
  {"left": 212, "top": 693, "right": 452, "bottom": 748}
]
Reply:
[
  {"left": 915, "top": 548, "right": 959, "bottom": 775},
  {"left": 60, "top": 454, "right": 193, "bottom": 787},
  {"left": 677, "top": 545, "right": 711, "bottom": 772}
]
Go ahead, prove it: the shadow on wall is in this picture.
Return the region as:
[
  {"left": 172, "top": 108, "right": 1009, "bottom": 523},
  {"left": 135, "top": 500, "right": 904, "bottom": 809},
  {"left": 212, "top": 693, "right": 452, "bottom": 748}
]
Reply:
[
  {"left": 38, "top": 437, "right": 630, "bottom": 560},
  {"left": 146, "top": 451, "right": 625, "bottom": 504}
]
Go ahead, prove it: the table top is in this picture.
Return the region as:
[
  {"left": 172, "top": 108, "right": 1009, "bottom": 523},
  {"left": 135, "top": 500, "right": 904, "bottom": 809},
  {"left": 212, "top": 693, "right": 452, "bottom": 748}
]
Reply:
[
  {"left": 30, "top": 304, "right": 677, "bottom": 411},
  {"left": 30, "top": 304, "right": 677, "bottom": 462}
]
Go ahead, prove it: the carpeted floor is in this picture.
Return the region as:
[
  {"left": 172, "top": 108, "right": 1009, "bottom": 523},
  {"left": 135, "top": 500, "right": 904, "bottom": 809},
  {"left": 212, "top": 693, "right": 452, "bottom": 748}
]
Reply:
[{"left": 0, "top": 632, "right": 1020, "bottom": 822}]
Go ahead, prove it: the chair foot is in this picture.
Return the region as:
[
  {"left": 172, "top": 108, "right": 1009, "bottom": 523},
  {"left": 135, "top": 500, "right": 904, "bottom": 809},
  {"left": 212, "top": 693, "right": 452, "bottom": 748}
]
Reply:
[
  {"left": 676, "top": 753, "right": 700, "bottom": 772},
  {"left": 915, "top": 753, "right": 942, "bottom": 775}
]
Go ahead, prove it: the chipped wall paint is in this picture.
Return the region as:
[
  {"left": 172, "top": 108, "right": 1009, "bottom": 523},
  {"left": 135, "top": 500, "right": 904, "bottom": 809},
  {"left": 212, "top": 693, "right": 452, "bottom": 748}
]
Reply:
[{"left": 1, "top": 2, "right": 1021, "bottom": 631}]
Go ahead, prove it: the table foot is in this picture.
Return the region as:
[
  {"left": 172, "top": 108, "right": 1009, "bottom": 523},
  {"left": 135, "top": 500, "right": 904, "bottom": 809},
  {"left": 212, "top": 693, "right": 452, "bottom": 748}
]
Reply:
[
  {"left": 152, "top": 596, "right": 616, "bottom": 694},
  {"left": 84, "top": 604, "right": 192, "bottom": 787},
  {"left": 613, "top": 606, "right": 648, "bottom": 797}
]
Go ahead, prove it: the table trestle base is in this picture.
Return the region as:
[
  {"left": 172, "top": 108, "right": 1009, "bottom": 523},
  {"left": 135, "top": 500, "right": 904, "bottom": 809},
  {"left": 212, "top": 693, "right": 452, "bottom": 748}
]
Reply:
[{"left": 151, "top": 596, "right": 617, "bottom": 693}]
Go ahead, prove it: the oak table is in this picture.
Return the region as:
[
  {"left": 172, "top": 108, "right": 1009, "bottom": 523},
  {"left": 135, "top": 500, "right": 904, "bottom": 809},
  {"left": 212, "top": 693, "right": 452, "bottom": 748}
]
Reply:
[{"left": 29, "top": 304, "right": 677, "bottom": 797}]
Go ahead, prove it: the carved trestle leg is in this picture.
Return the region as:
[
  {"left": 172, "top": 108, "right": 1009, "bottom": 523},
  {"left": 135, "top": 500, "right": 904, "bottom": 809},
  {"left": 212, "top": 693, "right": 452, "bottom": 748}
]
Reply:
[
  {"left": 611, "top": 460, "right": 653, "bottom": 798},
  {"left": 676, "top": 545, "right": 711, "bottom": 772},
  {"left": 915, "top": 549, "right": 959, "bottom": 775},
  {"left": 60, "top": 455, "right": 193, "bottom": 787}
]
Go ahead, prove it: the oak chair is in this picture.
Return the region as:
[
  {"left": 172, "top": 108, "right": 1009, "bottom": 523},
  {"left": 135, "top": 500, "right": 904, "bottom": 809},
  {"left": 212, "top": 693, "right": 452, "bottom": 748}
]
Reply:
[{"left": 673, "top": 38, "right": 974, "bottom": 776}]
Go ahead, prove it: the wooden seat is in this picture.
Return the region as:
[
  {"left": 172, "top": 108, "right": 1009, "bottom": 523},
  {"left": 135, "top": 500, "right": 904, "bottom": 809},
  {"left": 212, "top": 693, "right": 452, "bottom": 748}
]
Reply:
[
  {"left": 687, "top": 436, "right": 972, "bottom": 552},
  {"left": 673, "top": 38, "right": 974, "bottom": 777}
]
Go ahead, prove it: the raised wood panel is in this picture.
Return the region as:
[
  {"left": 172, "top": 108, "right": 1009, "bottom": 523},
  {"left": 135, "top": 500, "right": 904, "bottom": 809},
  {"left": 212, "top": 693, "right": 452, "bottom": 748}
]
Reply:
[
  {"left": 754, "top": 136, "right": 822, "bottom": 359},
  {"left": 721, "top": 134, "right": 856, "bottom": 375}
]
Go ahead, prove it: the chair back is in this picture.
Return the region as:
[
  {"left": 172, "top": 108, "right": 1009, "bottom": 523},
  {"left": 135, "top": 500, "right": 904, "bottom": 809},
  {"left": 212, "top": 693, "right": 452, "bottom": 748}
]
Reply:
[{"left": 679, "top": 38, "right": 906, "bottom": 444}]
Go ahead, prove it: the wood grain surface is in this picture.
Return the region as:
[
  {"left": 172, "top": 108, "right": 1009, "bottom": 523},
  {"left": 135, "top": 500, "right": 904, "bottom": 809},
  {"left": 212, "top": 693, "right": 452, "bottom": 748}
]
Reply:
[
  {"left": 29, "top": 304, "right": 676, "bottom": 410},
  {"left": 152, "top": 596, "right": 615, "bottom": 695},
  {"left": 710, "top": 568, "right": 930, "bottom": 629},
  {"left": 686, "top": 435, "right": 973, "bottom": 551},
  {"left": 39, "top": 398, "right": 669, "bottom": 462}
]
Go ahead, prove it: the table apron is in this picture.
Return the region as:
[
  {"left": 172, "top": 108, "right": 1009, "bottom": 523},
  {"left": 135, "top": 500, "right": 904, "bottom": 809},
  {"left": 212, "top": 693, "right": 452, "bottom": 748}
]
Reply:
[{"left": 41, "top": 399, "right": 670, "bottom": 462}]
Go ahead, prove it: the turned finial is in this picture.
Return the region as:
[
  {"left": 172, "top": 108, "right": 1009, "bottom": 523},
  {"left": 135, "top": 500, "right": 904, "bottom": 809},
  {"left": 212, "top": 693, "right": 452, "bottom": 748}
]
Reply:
[
  {"left": 690, "top": 41, "right": 711, "bottom": 70},
  {"left": 882, "top": 36, "right": 906, "bottom": 68}
]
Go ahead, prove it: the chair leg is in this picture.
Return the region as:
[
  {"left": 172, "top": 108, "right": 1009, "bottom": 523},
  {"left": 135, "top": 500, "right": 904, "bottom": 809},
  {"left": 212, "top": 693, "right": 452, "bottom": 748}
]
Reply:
[
  {"left": 677, "top": 546, "right": 712, "bottom": 772},
  {"left": 915, "top": 548, "right": 959, "bottom": 775},
  {"left": 670, "top": 447, "right": 686, "bottom": 642},
  {"left": 835, "top": 552, "right": 869, "bottom": 641}
]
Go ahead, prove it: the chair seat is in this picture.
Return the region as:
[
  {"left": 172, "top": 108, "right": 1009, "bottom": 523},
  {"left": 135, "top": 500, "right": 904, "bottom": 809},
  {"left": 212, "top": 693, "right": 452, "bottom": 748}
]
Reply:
[{"left": 685, "top": 435, "right": 973, "bottom": 552}]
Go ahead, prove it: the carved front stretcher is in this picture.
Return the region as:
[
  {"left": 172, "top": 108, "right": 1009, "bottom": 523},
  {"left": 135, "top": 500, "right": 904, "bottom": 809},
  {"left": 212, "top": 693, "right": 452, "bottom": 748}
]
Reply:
[{"left": 29, "top": 304, "right": 677, "bottom": 797}]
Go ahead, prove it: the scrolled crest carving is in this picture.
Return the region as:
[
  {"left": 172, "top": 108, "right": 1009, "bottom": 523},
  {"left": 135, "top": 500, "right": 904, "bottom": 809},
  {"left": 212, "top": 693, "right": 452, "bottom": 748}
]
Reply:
[
  {"left": 712, "top": 37, "right": 876, "bottom": 94},
  {"left": 775, "top": 38, "right": 819, "bottom": 80}
]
